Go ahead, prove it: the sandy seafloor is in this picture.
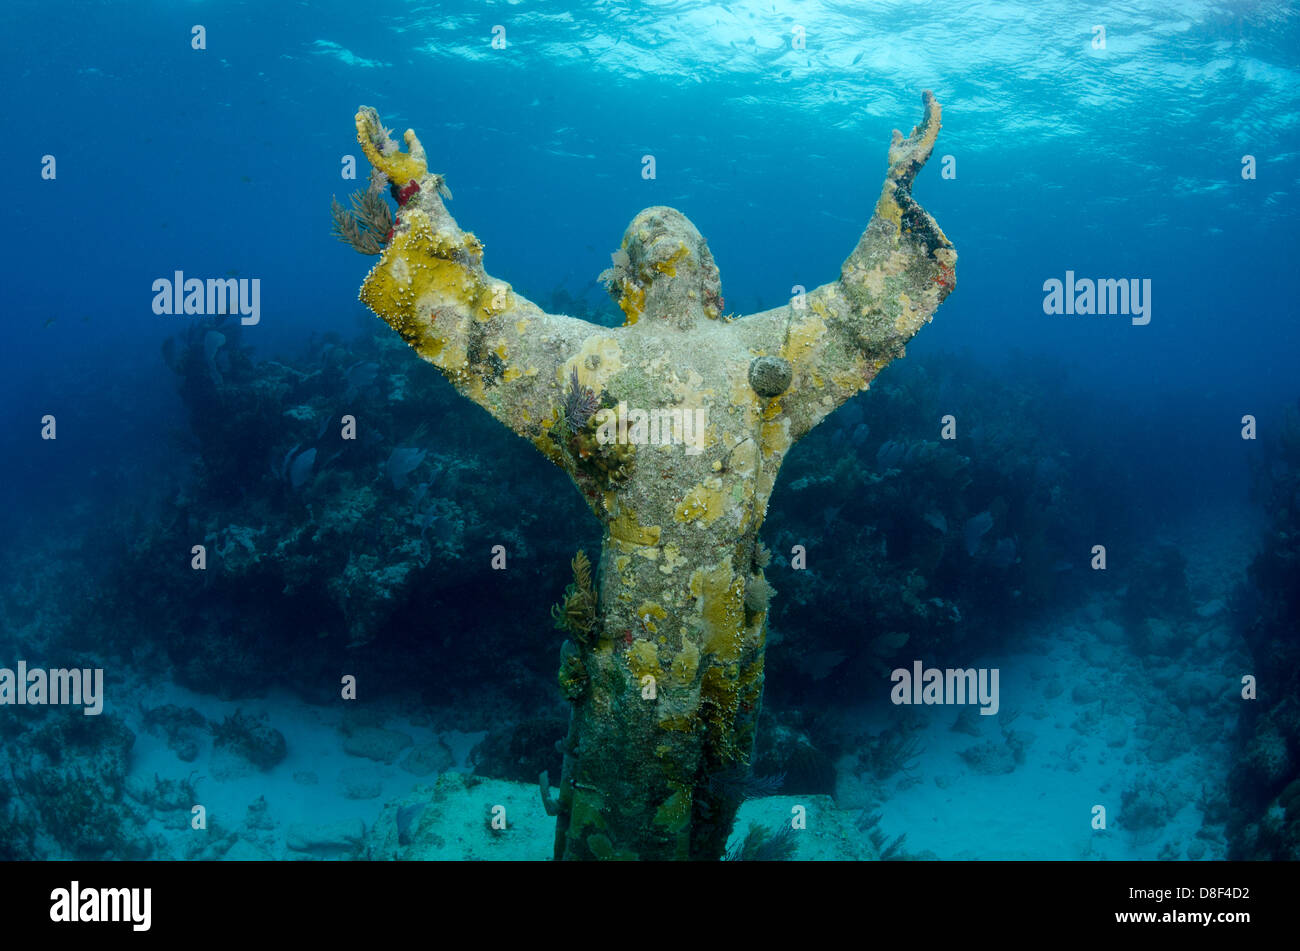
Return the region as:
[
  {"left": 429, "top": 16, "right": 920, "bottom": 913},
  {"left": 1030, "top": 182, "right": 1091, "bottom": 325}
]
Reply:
[{"left": 38, "top": 502, "right": 1256, "bottom": 861}]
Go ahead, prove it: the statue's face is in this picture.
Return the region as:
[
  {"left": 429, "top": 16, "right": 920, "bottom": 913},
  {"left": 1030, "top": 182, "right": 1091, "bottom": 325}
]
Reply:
[{"left": 603, "top": 206, "right": 724, "bottom": 329}]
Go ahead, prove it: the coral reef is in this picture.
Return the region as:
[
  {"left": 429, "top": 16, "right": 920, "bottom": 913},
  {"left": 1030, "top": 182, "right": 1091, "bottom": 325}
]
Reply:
[
  {"left": 1229, "top": 405, "right": 1300, "bottom": 859},
  {"left": 89, "top": 315, "right": 594, "bottom": 720},
  {"left": 345, "top": 93, "right": 956, "bottom": 860},
  {"left": 141, "top": 703, "right": 206, "bottom": 762},
  {"left": 211, "top": 709, "right": 287, "bottom": 771},
  {"left": 1121, "top": 778, "right": 1179, "bottom": 834},
  {"left": 470, "top": 716, "right": 566, "bottom": 784},
  {"left": 8, "top": 713, "right": 147, "bottom": 859},
  {"left": 759, "top": 349, "right": 1132, "bottom": 704},
  {"left": 751, "top": 714, "right": 836, "bottom": 795}
]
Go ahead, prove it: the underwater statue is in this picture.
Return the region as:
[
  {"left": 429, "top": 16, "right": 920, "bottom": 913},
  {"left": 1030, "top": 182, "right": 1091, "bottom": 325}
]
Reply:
[{"left": 343, "top": 92, "right": 955, "bottom": 860}]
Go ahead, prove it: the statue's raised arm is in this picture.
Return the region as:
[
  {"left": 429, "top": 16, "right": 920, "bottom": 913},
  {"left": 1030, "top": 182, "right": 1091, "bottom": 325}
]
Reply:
[
  {"left": 346, "top": 107, "right": 596, "bottom": 460},
  {"left": 735, "top": 91, "right": 956, "bottom": 441},
  {"left": 339, "top": 95, "right": 957, "bottom": 861}
]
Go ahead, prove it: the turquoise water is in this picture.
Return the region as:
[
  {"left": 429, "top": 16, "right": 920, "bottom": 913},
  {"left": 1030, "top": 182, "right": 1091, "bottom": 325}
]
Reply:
[{"left": 1, "top": 1, "right": 1297, "bottom": 861}]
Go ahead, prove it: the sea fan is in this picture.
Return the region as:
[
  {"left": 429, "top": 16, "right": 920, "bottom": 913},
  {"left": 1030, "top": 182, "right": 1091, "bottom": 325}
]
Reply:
[
  {"left": 330, "top": 178, "right": 394, "bottom": 255},
  {"left": 964, "top": 510, "right": 994, "bottom": 555},
  {"left": 922, "top": 508, "right": 948, "bottom": 533},
  {"left": 876, "top": 439, "right": 906, "bottom": 468},
  {"left": 288, "top": 448, "right": 317, "bottom": 490},
  {"left": 707, "top": 765, "right": 785, "bottom": 802},
  {"left": 386, "top": 446, "right": 427, "bottom": 490},
  {"left": 856, "top": 810, "right": 910, "bottom": 860},
  {"left": 725, "top": 822, "right": 798, "bottom": 861},
  {"left": 551, "top": 549, "right": 598, "bottom": 643},
  {"left": 863, "top": 731, "right": 924, "bottom": 781},
  {"left": 744, "top": 574, "right": 776, "bottom": 612},
  {"left": 563, "top": 368, "right": 601, "bottom": 434}
]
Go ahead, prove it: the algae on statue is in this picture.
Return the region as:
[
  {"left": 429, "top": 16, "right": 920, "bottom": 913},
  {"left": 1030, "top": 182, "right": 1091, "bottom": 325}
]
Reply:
[{"left": 344, "top": 93, "right": 956, "bottom": 860}]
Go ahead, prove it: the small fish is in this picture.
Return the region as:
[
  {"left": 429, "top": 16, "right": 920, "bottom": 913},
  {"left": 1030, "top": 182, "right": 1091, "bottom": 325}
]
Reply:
[
  {"left": 780, "top": 69, "right": 791, "bottom": 78},
  {"left": 852, "top": 51, "right": 863, "bottom": 65},
  {"left": 240, "top": 175, "right": 252, "bottom": 183},
  {"left": 43, "top": 317, "right": 56, "bottom": 328}
]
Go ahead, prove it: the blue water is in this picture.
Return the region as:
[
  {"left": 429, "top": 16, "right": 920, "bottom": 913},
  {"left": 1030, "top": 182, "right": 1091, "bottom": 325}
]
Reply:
[{"left": 1, "top": 1, "right": 1297, "bottom": 861}]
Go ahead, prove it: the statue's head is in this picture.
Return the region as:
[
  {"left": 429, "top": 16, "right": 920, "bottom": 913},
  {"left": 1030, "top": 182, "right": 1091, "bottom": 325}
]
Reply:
[{"left": 600, "top": 207, "right": 724, "bottom": 331}]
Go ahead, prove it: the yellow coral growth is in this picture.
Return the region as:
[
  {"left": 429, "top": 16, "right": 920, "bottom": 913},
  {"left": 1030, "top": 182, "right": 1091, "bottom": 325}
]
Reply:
[
  {"left": 874, "top": 190, "right": 904, "bottom": 229},
  {"left": 658, "top": 714, "right": 695, "bottom": 733},
  {"left": 690, "top": 563, "right": 745, "bottom": 663},
  {"left": 636, "top": 602, "right": 667, "bottom": 633},
  {"left": 781, "top": 310, "right": 827, "bottom": 366},
  {"left": 359, "top": 210, "right": 494, "bottom": 353},
  {"left": 609, "top": 508, "right": 661, "bottom": 549},
  {"left": 652, "top": 243, "right": 690, "bottom": 277},
  {"left": 670, "top": 641, "right": 701, "bottom": 685},
  {"left": 355, "top": 108, "right": 428, "bottom": 186},
  {"left": 699, "top": 664, "right": 743, "bottom": 761},
  {"left": 760, "top": 417, "right": 792, "bottom": 460},
  {"left": 658, "top": 545, "right": 687, "bottom": 575},
  {"left": 675, "top": 479, "right": 726, "bottom": 525},
  {"left": 617, "top": 278, "right": 646, "bottom": 325},
  {"left": 737, "top": 653, "right": 764, "bottom": 699},
  {"left": 627, "top": 639, "right": 662, "bottom": 682},
  {"left": 567, "top": 336, "right": 625, "bottom": 391}
]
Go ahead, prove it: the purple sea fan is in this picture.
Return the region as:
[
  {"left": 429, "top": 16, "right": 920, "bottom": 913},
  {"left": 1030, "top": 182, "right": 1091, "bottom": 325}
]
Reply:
[
  {"left": 563, "top": 367, "right": 601, "bottom": 434},
  {"left": 386, "top": 446, "right": 427, "bottom": 490},
  {"left": 288, "top": 448, "right": 317, "bottom": 490},
  {"left": 964, "top": 511, "right": 994, "bottom": 555},
  {"left": 876, "top": 440, "right": 906, "bottom": 469},
  {"left": 988, "top": 537, "right": 1019, "bottom": 567}
]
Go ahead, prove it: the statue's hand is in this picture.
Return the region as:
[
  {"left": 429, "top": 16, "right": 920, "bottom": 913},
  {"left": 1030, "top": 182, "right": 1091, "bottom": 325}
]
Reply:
[
  {"left": 845, "top": 89, "right": 955, "bottom": 329},
  {"left": 728, "top": 92, "right": 956, "bottom": 445},
  {"left": 348, "top": 107, "right": 602, "bottom": 465},
  {"left": 355, "top": 106, "right": 429, "bottom": 191},
  {"left": 886, "top": 90, "right": 942, "bottom": 192}
]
